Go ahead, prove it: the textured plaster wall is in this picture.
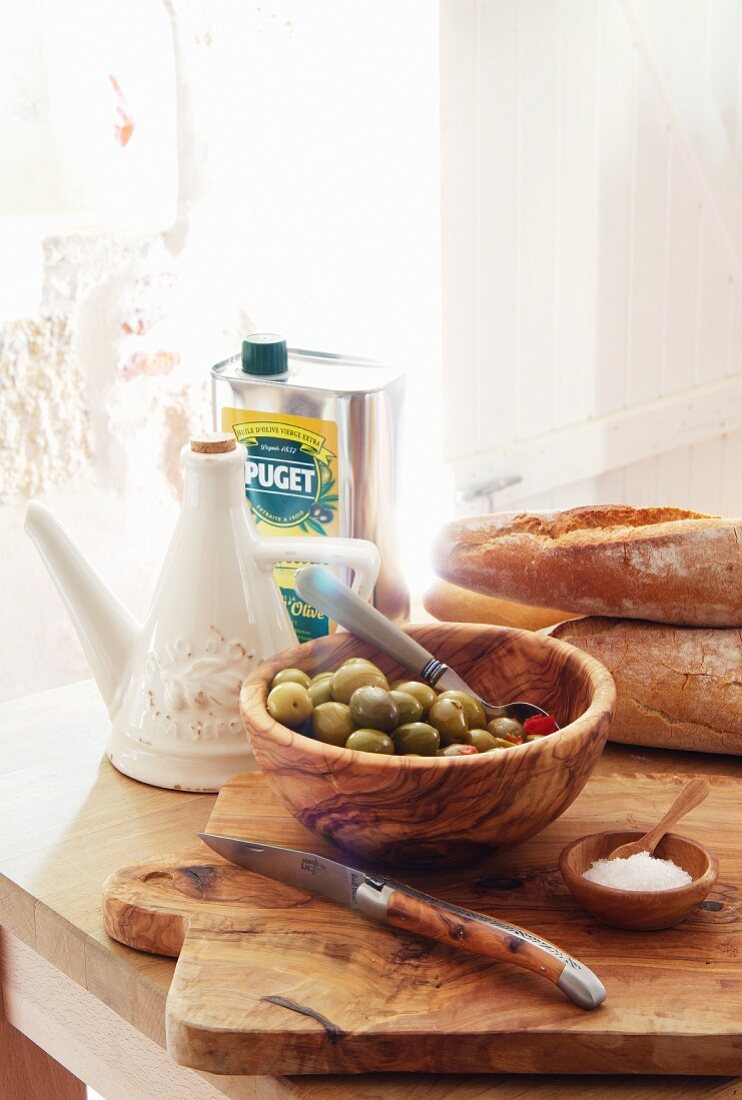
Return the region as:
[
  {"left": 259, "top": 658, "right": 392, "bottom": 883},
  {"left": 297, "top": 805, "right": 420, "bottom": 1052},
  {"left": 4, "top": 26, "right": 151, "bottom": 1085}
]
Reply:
[
  {"left": 0, "top": 1, "right": 441, "bottom": 704},
  {"left": 0, "top": 229, "right": 222, "bottom": 701},
  {"left": 0, "top": 3, "right": 245, "bottom": 702}
]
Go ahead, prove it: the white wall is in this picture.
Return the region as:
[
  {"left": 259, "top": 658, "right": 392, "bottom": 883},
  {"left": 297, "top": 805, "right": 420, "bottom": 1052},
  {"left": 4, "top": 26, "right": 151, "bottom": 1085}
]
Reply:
[
  {"left": 442, "top": 0, "right": 742, "bottom": 510},
  {"left": 0, "top": 0, "right": 177, "bottom": 230},
  {"left": 493, "top": 430, "right": 742, "bottom": 518}
]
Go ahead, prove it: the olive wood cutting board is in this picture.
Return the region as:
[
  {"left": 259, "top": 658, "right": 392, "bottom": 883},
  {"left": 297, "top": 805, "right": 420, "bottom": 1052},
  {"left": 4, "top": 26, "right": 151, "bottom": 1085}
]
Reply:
[{"left": 103, "top": 770, "right": 742, "bottom": 1077}]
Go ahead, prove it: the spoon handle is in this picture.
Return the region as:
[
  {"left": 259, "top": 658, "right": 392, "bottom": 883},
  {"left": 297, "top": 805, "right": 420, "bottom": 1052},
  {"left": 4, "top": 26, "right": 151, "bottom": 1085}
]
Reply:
[
  {"left": 295, "top": 566, "right": 438, "bottom": 676},
  {"left": 640, "top": 777, "right": 710, "bottom": 854}
]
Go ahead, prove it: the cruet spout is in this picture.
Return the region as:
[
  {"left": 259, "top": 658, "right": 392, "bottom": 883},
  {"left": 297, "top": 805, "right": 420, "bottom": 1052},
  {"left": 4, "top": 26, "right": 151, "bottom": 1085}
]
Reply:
[{"left": 25, "top": 502, "right": 138, "bottom": 712}]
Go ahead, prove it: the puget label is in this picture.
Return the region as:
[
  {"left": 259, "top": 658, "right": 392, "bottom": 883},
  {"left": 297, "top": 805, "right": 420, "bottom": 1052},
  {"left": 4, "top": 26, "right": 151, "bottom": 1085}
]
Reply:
[{"left": 222, "top": 408, "right": 340, "bottom": 643}]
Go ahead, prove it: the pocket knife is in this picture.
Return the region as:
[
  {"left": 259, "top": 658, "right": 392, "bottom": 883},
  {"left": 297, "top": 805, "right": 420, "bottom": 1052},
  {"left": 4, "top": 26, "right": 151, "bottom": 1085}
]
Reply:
[{"left": 198, "top": 832, "right": 605, "bottom": 1010}]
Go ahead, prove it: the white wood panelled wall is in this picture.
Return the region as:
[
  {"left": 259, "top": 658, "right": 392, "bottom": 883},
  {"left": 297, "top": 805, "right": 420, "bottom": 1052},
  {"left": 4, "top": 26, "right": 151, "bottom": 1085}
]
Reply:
[
  {"left": 505, "top": 429, "right": 742, "bottom": 517},
  {"left": 442, "top": 0, "right": 742, "bottom": 516}
]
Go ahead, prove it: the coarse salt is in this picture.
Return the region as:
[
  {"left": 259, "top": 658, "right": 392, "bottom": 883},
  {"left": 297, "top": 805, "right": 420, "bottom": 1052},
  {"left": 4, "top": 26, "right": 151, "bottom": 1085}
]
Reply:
[{"left": 582, "top": 850, "right": 692, "bottom": 891}]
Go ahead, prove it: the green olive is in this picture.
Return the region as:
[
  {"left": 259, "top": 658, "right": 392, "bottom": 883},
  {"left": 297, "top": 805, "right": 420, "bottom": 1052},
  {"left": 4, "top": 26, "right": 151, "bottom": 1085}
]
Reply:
[
  {"left": 389, "top": 690, "right": 424, "bottom": 725},
  {"left": 330, "top": 663, "right": 389, "bottom": 704},
  {"left": 391, "top": 722, "right": 439, "bottom": 755},
  {"left": 436, "top": 690, "right": 486, "bottom": 730},
  {"left": 341, "top": 657, "right": 385, "bottom": 674},
  {"left": 349, "top": 686, "right": 399, "bottom": 732},
  {"left": 271, "top": 667, "right": 311, "bottom": 690},
  {"left": 311, "top": 702, "right": 355, "bottom": 746},
  {"left": 466, "top": 728, "right": 500, "bottom": 753},
  {"left": 428, "top": 697, "right": 469, "bottom": 744},
  {"left": 490, "top": 736, "right": 519, "bottom": 750},
  {"left": 308, "top": 678, "right": 334, "bottom": 707},
  {"left": 487, "top": 717, "right": 524, "bottom": 744},
  {"left": 390, "top": 681, "right": 437, "bottom": 715},
  {"left": 345, "top": 729, "right": 395, "bottom": 755},
  {"left": 267, "top": 682, "right": 313, "bottom": 728},
  {"left": 437, "top": 744, "right": 479, "bottom": 757},
  {"left": 310, "top": 670, "right": 334, "bottom": 684}
]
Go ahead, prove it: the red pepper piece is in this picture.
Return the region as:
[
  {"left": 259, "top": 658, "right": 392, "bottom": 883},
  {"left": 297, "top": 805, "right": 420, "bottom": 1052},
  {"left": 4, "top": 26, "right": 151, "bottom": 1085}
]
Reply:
[
  {"left": 457, "top": 745, "right": 479, "bottom": 755},
  {"left": 501, "top": 730, "right": 524, "bottom": 745},
  {"left": 523, "top": 714, "right": 558, "bottom": 736}
]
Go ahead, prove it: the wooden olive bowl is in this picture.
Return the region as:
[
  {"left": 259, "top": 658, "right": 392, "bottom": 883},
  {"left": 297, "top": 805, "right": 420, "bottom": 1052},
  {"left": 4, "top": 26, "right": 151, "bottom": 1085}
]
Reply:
[
  {"left": 559, "top": 830, "right": 719, "bottom": 930},
  {"left": 240, "top": 623, "right": 616, "bottom": 867}
]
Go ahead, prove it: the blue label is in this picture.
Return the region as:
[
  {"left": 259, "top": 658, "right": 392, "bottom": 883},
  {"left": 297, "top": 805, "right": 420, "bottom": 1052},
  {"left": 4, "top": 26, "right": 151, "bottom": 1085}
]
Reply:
[{"left": 245, "top": 438, "right": 320, "bottom": 528}]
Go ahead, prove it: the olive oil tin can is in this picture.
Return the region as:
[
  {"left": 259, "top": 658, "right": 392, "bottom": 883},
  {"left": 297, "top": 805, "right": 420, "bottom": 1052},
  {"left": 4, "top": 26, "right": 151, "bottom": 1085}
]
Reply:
[{"left": 212, "top": 342, "right": 408, "bottom": 641}]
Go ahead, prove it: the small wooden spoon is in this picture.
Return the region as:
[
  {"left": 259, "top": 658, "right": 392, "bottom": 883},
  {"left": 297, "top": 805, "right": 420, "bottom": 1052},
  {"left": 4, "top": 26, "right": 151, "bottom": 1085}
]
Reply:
[{"left": 607, "top": 777, "right": 710, "bottom": 861}]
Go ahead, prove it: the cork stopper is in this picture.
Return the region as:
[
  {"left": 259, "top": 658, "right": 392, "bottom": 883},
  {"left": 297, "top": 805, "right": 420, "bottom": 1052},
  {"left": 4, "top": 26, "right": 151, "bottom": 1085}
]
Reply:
[{"left": 190, "top": 433, "right": 236, "bottom": 454}]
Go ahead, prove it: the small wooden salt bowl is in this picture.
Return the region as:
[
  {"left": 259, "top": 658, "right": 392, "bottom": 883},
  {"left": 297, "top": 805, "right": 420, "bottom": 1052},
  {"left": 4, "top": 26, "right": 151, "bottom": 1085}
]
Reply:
[{"left": 559, "top": 829, "right": 718, "bottom": 931}]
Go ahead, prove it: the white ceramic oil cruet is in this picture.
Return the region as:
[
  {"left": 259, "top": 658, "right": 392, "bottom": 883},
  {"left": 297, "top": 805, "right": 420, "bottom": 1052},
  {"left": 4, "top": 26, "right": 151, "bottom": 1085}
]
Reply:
[{"left": 25, "top": 433, "right": 379, "bottom": 792}]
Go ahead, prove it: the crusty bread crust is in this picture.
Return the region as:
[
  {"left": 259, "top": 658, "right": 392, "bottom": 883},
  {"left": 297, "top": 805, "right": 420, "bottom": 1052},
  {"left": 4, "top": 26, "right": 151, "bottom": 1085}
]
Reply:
[
  {"left": 433, "top": 505, "right": 742, "bottom": 627},
  {"left": 550, "top": 617, "right": 742, "bottom": 754},
  {"left": 423, "top": 579, "right": 576, "bottom": 631}
]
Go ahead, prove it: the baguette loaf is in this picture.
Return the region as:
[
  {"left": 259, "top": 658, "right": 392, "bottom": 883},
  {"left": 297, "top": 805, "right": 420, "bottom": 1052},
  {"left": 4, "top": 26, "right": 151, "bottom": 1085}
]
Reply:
[
  {"left": 433, "top": 505, "right": 742, "bottom": 627},
  {"left": 423, "top": 579, "right": 576, "bottom": 631},
  {"left": 550, "top": 617, "right": 742, "bottom": 754}
]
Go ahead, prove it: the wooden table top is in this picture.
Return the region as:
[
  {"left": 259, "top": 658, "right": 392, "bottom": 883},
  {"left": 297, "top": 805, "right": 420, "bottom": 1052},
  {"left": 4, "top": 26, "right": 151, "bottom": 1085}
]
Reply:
[{"left": 1, "top": 678, "right": 741, "bottom": 1098}]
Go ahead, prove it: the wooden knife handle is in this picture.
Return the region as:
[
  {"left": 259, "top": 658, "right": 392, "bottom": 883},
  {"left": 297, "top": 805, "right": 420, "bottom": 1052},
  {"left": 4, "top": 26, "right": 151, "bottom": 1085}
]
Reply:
[{"left": 374, "top": 885, "right": 605, "bottom": 1010}]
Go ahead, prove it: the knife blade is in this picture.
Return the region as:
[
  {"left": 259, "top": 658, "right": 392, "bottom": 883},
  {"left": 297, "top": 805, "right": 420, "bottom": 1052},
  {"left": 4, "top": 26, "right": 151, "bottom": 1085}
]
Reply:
[
  {"left": 197, "top": 832, "right": 368, "bottom": 907},
  {"left": 198, "top": 832, "right": 605, "bottom": 1010}
]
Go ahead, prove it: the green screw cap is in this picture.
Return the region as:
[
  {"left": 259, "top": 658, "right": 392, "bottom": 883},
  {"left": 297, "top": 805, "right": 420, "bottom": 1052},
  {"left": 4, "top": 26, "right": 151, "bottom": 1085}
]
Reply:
[{"left": 241, "top": 333, "right": 288, "bottom": 375}]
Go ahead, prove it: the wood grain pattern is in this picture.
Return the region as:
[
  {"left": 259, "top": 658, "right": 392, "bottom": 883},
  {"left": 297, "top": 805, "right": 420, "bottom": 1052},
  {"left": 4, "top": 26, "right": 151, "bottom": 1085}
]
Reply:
[
  {"left": 0, "top": 976, "right": 86, "bottom": 1100},
  {"left": 240, "top": 623, "right": 616, "bottom": 865},
  {"left": 1, "top": 930, "right": 230, "bottom": 1100},
  {"left": 384, "top": 889, "right": 567, "bottom": 990},
  {"left": 559, "top": 829, "right": 718, "bottom": 931},
  {"left": 5, "top": 679, "right": 742, "bottom": 1095},
  {"left": 103, "top": 768, "right": 742, "bottom": 1077}
]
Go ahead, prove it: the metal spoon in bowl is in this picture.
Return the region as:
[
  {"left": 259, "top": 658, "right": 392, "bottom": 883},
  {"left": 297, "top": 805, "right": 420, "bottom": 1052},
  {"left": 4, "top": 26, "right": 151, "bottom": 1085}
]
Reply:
[{"left": 294, "top": 566, "right": 552, "bottom": 725}]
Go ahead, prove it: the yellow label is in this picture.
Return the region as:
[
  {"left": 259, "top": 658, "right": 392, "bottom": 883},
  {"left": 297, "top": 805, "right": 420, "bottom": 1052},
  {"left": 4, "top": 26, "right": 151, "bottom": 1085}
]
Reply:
[{"left": 222, "top": 407, "right": 340, "bottom": 641}]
